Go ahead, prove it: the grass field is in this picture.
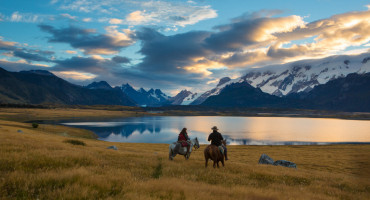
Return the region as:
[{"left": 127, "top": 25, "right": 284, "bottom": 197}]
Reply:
[{"left": 0, "top": 108, "right": 369, "bottom": 199}]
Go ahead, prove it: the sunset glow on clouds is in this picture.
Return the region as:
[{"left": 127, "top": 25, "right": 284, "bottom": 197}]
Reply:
[{"left": 0, "top": 0, "right": 369, "bottom": 93}]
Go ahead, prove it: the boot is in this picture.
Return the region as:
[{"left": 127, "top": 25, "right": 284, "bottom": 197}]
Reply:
[{"left": 224, "top": 147, "right": 228, "bottom": 160}]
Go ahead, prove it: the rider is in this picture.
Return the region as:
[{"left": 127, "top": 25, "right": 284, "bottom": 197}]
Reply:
[
  {"left": 208, "top": 126, "right": 228, "bottom": 160},
  {"left": 178, "top": 127, "right": 190, "bottom": 154}
]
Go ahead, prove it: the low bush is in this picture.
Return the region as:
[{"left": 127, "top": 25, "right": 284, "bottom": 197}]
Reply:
[
  {"left": 63, "top": 139, "right": 86, "bottom": 146},
  {"left": 32, "top": 123, "right": 39, "bottom": 128}
]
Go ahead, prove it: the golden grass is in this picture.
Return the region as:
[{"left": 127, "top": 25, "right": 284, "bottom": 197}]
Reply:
[
  {"left": 0, "top": 107, "right": 147, "bottom": 122},
  {"left": 0, "top": 108, "right": 369, "bottom": 199}
]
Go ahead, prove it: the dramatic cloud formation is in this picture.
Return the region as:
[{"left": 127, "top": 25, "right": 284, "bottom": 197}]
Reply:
[
  {"left": 39, "top": 25, "right": 135, "bottom": 55},
  {"left": 2, "top": 1, "right": 370, "bottom": 94}
]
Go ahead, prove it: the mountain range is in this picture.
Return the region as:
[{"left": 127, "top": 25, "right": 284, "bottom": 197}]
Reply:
[
  {"left": 189, "top": 52, "right": 370, "bottom": 105},
  {"left": 0, "top": 52, "right": 369, "bottom": 111},
  {"left": 0, "top": 68, "right": 136, "bottom": 106},
  {"left": 120, "top": 83, "right": 169, "bottom": 107},
  {"left": 201, "top": 72, "right": 370, "bottom": 112}
]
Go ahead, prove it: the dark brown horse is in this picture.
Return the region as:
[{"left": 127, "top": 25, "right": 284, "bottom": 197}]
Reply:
[{"left": 204, "top": 140, "right": 226, "bottom": 168}]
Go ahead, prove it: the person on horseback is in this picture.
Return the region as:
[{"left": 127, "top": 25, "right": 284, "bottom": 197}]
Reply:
[
  {"left": 178, "top": 127, "right": 190, "bottom": 154},
  {"left": 208, "top": 126, "right": 228, "bottom": 160}
]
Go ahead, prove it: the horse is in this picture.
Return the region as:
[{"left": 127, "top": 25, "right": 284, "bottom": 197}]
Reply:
[
  {"left": 169, "top": 137, "right": 200, "bottom": 160},
  {"left": 204, "top": 140, "right": 227, "bottom": 168}
]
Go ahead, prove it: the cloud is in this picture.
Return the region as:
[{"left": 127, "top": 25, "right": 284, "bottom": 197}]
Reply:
[
  {"left": 65, "top": 50, "right": 78, "bottom": 54},
  {"left": 9, "top": 12, "right": 42, "bottom": 23},
  {"left": 0, "top": 38, "right": 54, "bottom": 62},
  {"left": 57, "top": 0, "right": 217, "bottom": 29},
  {"left": 39, "top": 24, "right": 135, "bottom": 55},
  {"left": 52, "top": 56, "right": 118, "bottom": 73},
  {"left": 136, "top": 27, "right": 212, "bottom": 74},
  {"left": 0, "top": 39, "right": 17, "bottom": 51},
  {"left": 51, "top": 71, "right": 96, "bottom": 81},
  {"left": 109, "top": 18, "right": 123, "bottom": 24},
  {"left": 205, "top": 14, "right": 305, "bottom": 53},
  {"left": 0, "top": 59, "right": 50, "bottom": 72},
  {"left": 82, "top": 18, "right": 92, "bottom": 22},
  {"left": 12, "top": 50, "right": 51, "bottom": 62},
  {"left": 60, "top": 13, "right": 77, "bottom": 21},
  {"left": 111, "top": 56, "right": 130, "bottom": 63},
  {"left": 126, "top": 1, "right": 217, "bottom": 27}
]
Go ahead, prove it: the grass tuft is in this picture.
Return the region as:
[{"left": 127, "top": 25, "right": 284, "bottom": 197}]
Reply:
[
  {"left": 64, "top": 139, "right": 86, "bottom": 146},
  {"left": 32, "top": 123, "right": 38, "bottom": 128},
  {"left": 152, "top": 159, "right": 163, "bottom": 179}
]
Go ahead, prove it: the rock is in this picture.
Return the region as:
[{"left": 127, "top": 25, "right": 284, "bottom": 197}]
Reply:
[
  {"left": 258, "top": 154, "right": 274, "bottom": 165},
  {"left": 107, "top": 145, "right": 118, "bottom": 150},
  {"left": 273, "top": 160, "right": 297, "bottom": 168},
  {"left": 17, "top": 129, "right": 23, "bottom": 133}
]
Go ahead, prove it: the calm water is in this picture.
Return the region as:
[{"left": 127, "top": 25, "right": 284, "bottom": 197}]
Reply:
[{"left": 62, "top": 116, "right": 370, "bottom": 145}]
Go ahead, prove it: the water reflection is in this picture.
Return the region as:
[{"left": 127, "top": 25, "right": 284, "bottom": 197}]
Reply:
[{"left": 62, "top": 116, "right": 370, "bottom": 145}]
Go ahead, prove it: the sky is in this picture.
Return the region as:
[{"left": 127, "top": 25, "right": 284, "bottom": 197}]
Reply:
[{"left": 0, "top": 0, "right": 370, "bottom": 96}]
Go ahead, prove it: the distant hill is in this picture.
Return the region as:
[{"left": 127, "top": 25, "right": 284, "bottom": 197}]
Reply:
[
  {"left": 0, "top": 67, "right": 136, "bottom": 106},
  {"left": 288, "top": 73, "right": 370, "bottom": 112},
  {"left": 85, "top": 81, "right": 113, "bottom": 90},
  {"left": 201, "top": 82, "right": 285, "bottom": 108}
]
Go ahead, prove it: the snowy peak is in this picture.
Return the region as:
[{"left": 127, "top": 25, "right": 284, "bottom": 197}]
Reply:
[
  {"left": 242, "top": 52, "right": 370, "bottom": 96},
  {"left": 190, "top": 52, "right": 370, "bottom": 105},
  {"left": 217, "top": 77, "right": 231, "bottom": 87},
  {"left": 120, "top": 83, "right": 170, "bottom": 107},
  {"left": 86, "top": 81, "right": 113, "bottom": 90},
  {"left": 168, "top": 89, "right": 199, "bottom": 105}
]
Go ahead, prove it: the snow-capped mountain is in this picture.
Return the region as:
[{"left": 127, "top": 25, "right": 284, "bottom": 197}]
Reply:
[
  {"left": 190, "top": 76, "right": 241, "bottom": 105},
  {"left": 241, "top": 53, "right": 370, "bottom": 96},
  {"left": 167, "top": 90, "right": 200, "bottom": 105},
  {"left": 121, "top": 83, "right": 170, "bottom": 107},
  {"left": 191, "top": 52, "right": 370, "bottom": 104}
]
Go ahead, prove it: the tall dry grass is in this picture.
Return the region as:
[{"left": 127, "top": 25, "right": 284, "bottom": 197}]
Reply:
[{"left": 0, "top": 119, "right": 369, "bottom": 199}]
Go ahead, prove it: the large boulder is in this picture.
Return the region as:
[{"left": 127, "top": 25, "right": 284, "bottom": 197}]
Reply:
[
  {"left": 273, "top": 160, "right": 297, "bottom": 168},
  {"left": 107, "top": 145, "right": 118, "bottom": 150},
  {"left": 258, "top": 154, "right": 274, "bottom": 165}
]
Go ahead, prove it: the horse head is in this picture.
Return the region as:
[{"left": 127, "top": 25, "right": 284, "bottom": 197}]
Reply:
[
  {"left": 194, "top": 137, "right": 200, "bottom": 149},
  {"left": 222, "top": 139, "right": 227, "bottom": 146}
]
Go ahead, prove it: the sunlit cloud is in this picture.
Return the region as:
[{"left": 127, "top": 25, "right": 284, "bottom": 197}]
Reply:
[
  {"left": 51, "top": 71, "right": 97, "bottom": 80},
  {"left": 60, "top": 13, "right": 77, "bottom": 21},
  {"left": 65, "top": 50, "right": 77, "bottom": 54},
  {"left": 82, "top": 18, "right": 92, "bottom": 22},
  {"left": 109, "top": 18, "right": 123, "bottom": 24}
]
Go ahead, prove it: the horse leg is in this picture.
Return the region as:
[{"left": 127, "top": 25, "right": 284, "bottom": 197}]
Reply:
[
  {"left": 216, "top": 159, "right": 220, "bottom": 168},
  {"left": 169, "top": 146, "right": 173, "bottom": 160},
  {"left": 221, "top": 157, "right": 225, "bottom": 167}
]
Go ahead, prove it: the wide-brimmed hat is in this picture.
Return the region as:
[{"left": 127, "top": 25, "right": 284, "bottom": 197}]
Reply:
[{"left": 211, "top": 126, "right": 218, "bottom": 130}]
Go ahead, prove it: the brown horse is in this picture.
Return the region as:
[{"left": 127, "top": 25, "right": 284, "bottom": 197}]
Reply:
[{"left": 204, "top": 140, "right": 226, "bottom": 168}]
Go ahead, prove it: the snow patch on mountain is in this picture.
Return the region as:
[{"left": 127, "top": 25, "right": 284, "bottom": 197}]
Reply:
[
  {"left": 190, "top": 52, "right": 370, "bottom": 105},
  {"left": 242, "top": 53, "right": 370, "bottom": 96}
]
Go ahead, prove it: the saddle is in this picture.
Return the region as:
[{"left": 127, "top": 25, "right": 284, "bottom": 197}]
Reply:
[
  {"left": 218, "top": 146, "right": 224, "bottom": 155},
  {"left": 174, "top": 142, "right": 182, "bottom": 152}
]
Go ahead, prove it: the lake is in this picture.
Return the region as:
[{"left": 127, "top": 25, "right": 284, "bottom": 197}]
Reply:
[{"left": 62, "top": 116, "right": 370, "bottom": 145}]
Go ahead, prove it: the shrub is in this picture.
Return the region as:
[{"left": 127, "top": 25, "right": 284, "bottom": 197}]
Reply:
[
  {"left": 63, "top": 139, "right": 86, "bottom": 146},
  {"left": 32, "top": 123, "right": 39, "bottom": 128}
]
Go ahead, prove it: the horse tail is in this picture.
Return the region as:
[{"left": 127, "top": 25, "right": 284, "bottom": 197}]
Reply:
[{"left": 169, "top": 144, "right": 174, "bottom": 160}]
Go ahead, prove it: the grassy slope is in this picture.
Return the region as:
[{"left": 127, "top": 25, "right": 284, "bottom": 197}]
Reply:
[{"left": 0, "top": 108, "right": 369, "bottom": 199}]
